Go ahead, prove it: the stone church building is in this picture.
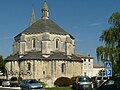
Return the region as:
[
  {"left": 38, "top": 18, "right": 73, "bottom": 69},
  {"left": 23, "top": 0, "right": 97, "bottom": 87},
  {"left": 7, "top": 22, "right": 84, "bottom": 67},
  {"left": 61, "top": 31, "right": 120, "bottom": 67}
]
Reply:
[{"left": 4, "top": 1, "right": 92, "bottom": 87}]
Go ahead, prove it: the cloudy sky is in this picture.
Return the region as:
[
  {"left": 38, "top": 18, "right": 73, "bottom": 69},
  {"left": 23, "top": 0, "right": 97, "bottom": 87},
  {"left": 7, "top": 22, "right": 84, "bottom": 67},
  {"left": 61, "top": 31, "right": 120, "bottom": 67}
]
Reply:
[{"left": 0, "top": 0, "right": 120, "bottom": 65}]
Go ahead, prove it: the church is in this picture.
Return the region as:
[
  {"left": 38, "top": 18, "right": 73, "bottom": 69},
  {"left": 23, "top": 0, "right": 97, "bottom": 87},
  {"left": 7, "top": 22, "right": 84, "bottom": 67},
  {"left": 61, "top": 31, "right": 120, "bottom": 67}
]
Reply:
[{"left": 5, "top": 1, "right": 94, "bottom": 87}]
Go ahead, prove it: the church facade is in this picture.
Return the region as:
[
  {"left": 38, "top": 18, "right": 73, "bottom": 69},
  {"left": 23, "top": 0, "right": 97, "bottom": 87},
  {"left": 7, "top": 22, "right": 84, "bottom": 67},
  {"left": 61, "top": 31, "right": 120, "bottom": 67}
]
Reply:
[{"left": 5, "top": 1, "right": 84, "bottom": 87}]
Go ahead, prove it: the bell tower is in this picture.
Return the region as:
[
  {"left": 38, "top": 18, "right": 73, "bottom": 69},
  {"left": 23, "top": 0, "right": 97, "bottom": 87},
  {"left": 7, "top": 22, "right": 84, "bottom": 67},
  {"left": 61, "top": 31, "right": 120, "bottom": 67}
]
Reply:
[{"left": 41, "top": 0, "right": 49, "bottom": 19}]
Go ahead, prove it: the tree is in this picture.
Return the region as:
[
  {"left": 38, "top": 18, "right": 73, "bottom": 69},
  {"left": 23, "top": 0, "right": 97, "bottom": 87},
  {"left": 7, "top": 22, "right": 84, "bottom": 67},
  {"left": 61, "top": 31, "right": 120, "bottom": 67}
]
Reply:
[
  {"left": 0, "top": 55, "right": 5, "bottom": 74},
  {"left": 96, "top": 12, "right": 120, "bottom": 75},
  {"left": 98, "top": 70, "right": 105, "bottom": 76}
]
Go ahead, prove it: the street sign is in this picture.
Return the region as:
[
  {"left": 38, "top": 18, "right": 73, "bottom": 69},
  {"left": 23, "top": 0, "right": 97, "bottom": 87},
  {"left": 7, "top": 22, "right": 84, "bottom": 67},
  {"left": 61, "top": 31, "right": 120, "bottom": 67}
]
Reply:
[
  {"left": 105, "top": 62, "right": 112, "bottom": 69},
  {"left": 105, "top": 62, "right": 112, "bottom": 77},
  {"left": 106, "top": 69, "right": 112, "bottom": 76}
]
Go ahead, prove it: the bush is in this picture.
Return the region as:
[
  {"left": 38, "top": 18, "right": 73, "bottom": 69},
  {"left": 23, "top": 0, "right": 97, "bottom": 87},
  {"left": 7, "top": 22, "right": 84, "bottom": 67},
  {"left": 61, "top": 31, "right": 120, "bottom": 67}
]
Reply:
[
  {"left": 54, "top": 77, "right": 71, "bottom": 87},
  {"left": 70, "top": 76, "right": 77, "bottom": 84},
  {"left": 38, "top": 80, "right": 47, "bottom": 88}
]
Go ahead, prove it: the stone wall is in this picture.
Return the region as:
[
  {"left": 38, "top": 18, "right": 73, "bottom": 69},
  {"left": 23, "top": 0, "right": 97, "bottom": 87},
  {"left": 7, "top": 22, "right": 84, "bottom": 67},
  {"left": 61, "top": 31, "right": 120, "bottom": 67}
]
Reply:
[
  {"left": 13, "top": 32, "right": 75, "bottom": 56},
  {"left": 5, "top": 59, "right": 82, "bottom": 87}
]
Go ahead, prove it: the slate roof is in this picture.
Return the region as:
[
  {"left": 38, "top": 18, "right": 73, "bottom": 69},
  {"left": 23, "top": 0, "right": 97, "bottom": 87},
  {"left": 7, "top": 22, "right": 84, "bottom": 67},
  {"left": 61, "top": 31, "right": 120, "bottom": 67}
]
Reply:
[
  {"left": 48, "top": 52, "right": 70, "bottom": 60},
  {"left": 5, "top": 52, "right": 83, "bottom": 62},
  {"left": 22, "top": 19, "right": 69, "bottom": 35},
  {"left": 20, "top": 52, "right": 45, "bottom": 60},
  {"left": 5, "top": 54, "right": 19, "bottom": 61}
]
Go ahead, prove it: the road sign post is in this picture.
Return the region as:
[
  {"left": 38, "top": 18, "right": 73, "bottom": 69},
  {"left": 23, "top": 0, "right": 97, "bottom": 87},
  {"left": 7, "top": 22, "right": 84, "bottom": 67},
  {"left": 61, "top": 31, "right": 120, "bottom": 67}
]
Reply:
[
  {"left": 106, "top": 69, "right": 112, "bottom": 76},
  {"left": 105, "top": 62, "right": 112, "bottom": 77}
]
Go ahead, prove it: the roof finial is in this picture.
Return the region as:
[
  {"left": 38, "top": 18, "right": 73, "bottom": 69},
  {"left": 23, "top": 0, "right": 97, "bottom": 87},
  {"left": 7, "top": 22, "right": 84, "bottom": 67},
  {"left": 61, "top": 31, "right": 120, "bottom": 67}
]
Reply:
[
  {"left": 41, "top": 0, "right": 49, "bottom": 19},
  {"left": 44, "top": 0, "right": 46, "bottom": 2},
  {"left": 30, "top": 6, "right": 36, "bottom": 26}
]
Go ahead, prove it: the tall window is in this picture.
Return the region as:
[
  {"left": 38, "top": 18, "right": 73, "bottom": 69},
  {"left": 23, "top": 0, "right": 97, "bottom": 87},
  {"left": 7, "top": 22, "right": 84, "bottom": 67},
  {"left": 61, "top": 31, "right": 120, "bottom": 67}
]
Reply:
[
  {"left": 88, "top": 64, "right": 91, "bottom": 69},
  {"left": 89, "top": 59, "right": 91, "bottom": 62},
  {"left": 27, "top": 63, "right": 31, "bottom": 71},
  {"left": 84, "top": 72, "right": 87, "bottom": 76},
  {"left": 84, "top": 64, "right": 86, "bottom": 69},
  {"left": 84, "top": 59, "right": 86, "bottom": 62},
  {"left": 56, "top": 39, "right": 59, "bottom": 49},
  {"left": 32, "top": 38, "right": 36, "bottom": 48},
  {"left": 61, "top": 63, "right": 66, "bottom": 73}
]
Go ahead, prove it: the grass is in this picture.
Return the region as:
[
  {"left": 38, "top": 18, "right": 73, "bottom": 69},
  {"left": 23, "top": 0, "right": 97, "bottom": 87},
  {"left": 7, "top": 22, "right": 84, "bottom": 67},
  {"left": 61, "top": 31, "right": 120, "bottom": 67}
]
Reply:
[{"left": 45, "top": 87, "right": 72, "bottom": 90}]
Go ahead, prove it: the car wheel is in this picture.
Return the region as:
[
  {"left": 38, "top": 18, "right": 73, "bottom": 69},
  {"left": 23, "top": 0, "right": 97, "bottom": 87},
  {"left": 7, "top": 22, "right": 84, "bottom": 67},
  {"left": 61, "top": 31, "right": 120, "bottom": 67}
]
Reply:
[
  {"left": 28, "top": 87, "right": 30, "bottom": 90},
  {"left": 72, "top": 82, "right": 77, "bottom": 89},
  {"left": 20, "top": 87, "right": 24, "bottom": 90}
]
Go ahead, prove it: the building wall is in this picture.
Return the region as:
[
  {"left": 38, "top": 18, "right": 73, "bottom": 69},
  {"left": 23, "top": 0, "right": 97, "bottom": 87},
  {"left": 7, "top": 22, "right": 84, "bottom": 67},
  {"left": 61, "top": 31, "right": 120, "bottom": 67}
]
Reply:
[
  {"left": 5, "top": 61, "right": 19, "bottom": 79},
  {"left": 92, "top": 67, "right": 105, "bottom": 77},
  {"left": 5, "top": 59, "right": 82, "bottom": 87},
  {"left": 13, "top": 32, "right": 75, "bottom": 56},
  {"left": 82, "top": 58, "right": 93, "bottom": 77}
]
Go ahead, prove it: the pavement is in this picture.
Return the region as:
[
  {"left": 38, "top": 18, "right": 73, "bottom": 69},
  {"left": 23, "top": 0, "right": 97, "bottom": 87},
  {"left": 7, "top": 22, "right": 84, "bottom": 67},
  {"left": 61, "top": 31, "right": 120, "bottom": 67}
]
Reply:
[{"left": 0, "top": 86, "right": 20, "bottom": 89}]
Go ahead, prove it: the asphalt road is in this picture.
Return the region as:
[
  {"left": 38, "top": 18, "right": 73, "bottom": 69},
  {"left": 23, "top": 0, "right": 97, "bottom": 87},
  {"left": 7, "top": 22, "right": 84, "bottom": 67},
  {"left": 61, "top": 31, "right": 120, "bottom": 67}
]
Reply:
[
  {"left": 0, "top": 87, "right": 45, "bottom": 90},
  {"left": 0, "top": 86, "right": 20, "bottom": 90}
]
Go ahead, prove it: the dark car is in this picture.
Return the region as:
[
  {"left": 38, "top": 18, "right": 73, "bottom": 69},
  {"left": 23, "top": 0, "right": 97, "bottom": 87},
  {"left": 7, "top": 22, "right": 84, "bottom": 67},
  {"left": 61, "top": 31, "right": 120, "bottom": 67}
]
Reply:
[
  {"left": 10, "top": 77, "right": 19, "bottom": 87},
  {"left": 72, "top": 76, "right": 93, "bottom": 90},
  {"left": 20, "top": 79, "right": 43, "bottom": 90},
  {"left": 0, "top": 79, "right": 4, "bottom": 86},
  {"left": 95, "top": 76, "right": 120, "bottom": 90}
]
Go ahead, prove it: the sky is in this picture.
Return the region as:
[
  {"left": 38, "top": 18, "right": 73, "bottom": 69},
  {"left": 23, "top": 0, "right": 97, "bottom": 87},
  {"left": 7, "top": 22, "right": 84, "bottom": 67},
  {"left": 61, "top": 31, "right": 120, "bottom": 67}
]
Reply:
[{"left": 0, "top": 0, "right": 120, "bottom": 65}]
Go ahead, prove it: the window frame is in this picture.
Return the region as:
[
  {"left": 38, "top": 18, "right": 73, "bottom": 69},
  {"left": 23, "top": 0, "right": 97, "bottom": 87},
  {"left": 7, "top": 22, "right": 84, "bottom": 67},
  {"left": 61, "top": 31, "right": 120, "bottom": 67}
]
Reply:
[{"left": 32, "top": 38, "right": 36, "bottom": 49}]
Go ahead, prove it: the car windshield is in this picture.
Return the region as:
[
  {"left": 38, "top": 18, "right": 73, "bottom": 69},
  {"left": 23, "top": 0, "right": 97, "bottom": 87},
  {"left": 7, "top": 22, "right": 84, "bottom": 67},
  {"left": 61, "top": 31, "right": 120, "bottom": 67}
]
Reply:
[
  {"left": 10, "top": 77, "right": 17, "bottom": 81},
  {"left": 79, "top": 76, "right": 91, "bottom": 82},
  {"left": 97, "top": 77, "right": 108, "bottom": 80},
  {"left": 28, "top": 79, "right": 38, "bottom": 83},
  {"left": 3, "top": 79, "right": 9, "bottom": 81}
]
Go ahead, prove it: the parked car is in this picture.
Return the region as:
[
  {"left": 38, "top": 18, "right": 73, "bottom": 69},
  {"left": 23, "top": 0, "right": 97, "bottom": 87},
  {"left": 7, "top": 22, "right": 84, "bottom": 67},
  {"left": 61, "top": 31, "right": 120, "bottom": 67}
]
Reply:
[
  {"left": 96, "top": 76, "right": 108, "bottom": 87},
  {"left": 20, "top": 79, "right": 43, "bottom": 90},
  {"left": 95, "top": 76, "right": 120, "bottom": 90},
  {"left": 0, "top": 79, "right": 4, "bottom": 86},
  {"left": 2, "top": 79, "right": 10, "bottom": 87},
  {"left": 10, "top": 77, "right": 19, "bottom": 87},
  {"left": 72, "top": 76, "right": 93, "bottom": 90}
]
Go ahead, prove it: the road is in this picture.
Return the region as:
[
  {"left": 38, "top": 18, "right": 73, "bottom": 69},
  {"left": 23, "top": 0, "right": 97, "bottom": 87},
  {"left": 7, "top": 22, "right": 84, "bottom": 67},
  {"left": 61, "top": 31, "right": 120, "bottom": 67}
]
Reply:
[
  {"left": 0, "top": 86, "right": 20, "bottom": 90},
  {"left": 0, "top": 87, "right": 45, "bottom": 90}
]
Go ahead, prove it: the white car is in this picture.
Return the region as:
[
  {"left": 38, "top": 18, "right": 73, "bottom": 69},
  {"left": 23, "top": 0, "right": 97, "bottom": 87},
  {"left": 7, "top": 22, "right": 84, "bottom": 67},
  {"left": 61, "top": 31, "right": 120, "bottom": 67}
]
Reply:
[
  {"left": 96, "top": 76, "right": 108, "bottom": 86},
  {"left": 2, "top": 79, "right": 10, "bottom": 87}
]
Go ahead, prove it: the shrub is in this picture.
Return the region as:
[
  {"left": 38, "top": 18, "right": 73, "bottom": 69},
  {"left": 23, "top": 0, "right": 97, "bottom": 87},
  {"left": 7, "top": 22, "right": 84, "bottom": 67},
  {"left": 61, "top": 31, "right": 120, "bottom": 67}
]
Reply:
[
  {"left": 38, "top": 80, "right": 47, "bottom": 88},
  {"left": 54, "top": 77, "right": 71, "bottom": 87},
  {"left": 70, "top": 76, "right": 77, "bottom": 84}
]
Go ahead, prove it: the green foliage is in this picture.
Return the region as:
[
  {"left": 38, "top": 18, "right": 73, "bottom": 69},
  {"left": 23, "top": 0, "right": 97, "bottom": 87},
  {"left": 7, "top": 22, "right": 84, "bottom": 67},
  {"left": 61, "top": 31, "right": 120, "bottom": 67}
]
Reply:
[
  {"left": 96, "top": 12, "right": 120, "bottom": 76},
  {"left": 5, "top": 54, "right": 13, "bottom": 59},
  {"left": 70, "top": 76, "right": 77, "bottom": 85},
  {"left": 54, "top": 77, "right": 71, "bottom": 87},
  {"left": 98, "top": 70, "right": 105, "bottom": 76},
  {"left": 45, "top": 87, "right": 71, "bottom": 90},
  {"left": 38, "top": 80, "right": 47, "bottom": 88},
  {"left": 109, "top": 12, "right": 120, "bottom": 28},
  {"left": 0, "top": 55, "right": 5, "bottom": 73}
]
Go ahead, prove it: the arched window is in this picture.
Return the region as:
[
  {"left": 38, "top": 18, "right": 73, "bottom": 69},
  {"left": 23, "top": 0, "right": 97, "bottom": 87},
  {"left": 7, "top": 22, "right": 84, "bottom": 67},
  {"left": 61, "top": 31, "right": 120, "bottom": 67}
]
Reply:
[
  {"left": 32, "top": 38, "right": 36, "bottom": 48},
  {"left": 56, "top": 39, "right": 59, "bottom": 49},
  {"left": 89, "top": 59, "right": 91, "bottom": 62},
  {"left": 61, "top": 63, "right": 66, "bottom": 73},
  {"left": 27, "top": 63, "right": 31, "bottom": 71}
]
